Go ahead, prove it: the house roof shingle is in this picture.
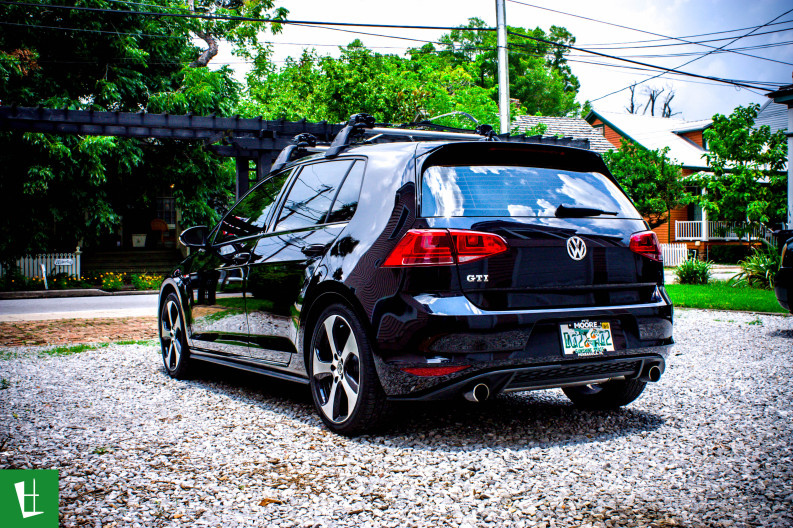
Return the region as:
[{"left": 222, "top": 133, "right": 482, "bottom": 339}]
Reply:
[{"left": 511, "top": 115, "right": 614, "bottom": 153}]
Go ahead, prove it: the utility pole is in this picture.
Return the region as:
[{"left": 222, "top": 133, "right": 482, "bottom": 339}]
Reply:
[{"left": 495, "top": 0, "right": 511, "bottom": 135}]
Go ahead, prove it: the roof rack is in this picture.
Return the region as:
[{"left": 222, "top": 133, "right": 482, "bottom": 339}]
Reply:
[
  {"left": 271, "top": 133, "right": 328, "bottom": 172},
  {"left": 270, "top": 112, "right": 593, "bottom": 168}
]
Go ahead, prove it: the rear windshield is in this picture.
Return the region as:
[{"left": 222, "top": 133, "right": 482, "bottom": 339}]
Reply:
[{"left": 421, "top": 165, "right": 639, "bottom": 218}]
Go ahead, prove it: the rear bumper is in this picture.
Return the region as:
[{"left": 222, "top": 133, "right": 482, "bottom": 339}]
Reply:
[
  {"left": 386, "top": 352, "right": 667, "bottom": 401},
  {"left": 775, "top": 267, "right": 791, "bottom": 312},
  {"left": 372, "top": 291, "right": 673, "bottom": 397}
]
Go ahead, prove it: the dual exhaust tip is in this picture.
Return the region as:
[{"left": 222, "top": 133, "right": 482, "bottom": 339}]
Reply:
[{"left": 639, "top": 363, "right": 663, "bottom": 383}]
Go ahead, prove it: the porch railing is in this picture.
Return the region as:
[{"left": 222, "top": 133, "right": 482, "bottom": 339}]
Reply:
[
  {"left": 674, "top": 221, "right": 771, "bottom": 241},
  {"left": 660, "top": 243, "right": 689, "bottom": 267}
]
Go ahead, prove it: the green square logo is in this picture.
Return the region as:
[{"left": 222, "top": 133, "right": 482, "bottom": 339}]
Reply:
[{"left": 0, "top": 470, "right": 59, "bottom": 528}]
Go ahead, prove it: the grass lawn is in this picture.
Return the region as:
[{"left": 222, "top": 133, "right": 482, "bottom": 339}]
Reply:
[{"left": 665, "top": 281, "right": 788, "bottom": 313}]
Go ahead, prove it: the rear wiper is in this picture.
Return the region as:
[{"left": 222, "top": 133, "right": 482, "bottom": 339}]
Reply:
[{"left": 555, "top": 204, "right": 618, "bottom": 218}]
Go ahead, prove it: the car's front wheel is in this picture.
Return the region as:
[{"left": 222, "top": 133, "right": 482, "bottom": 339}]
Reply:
[
  {"left": 308, "top": 304, "right": 389, "bottom": 435},
  {"left": 562, "top": 378, "right": 647, "bottom": 410},
  {"left": 159, "top": 292, "right": 191, "bottom": 379}
]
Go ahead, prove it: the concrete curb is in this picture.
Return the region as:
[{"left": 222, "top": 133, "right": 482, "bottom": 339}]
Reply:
[{"left": 0, "top": 289, "right": 158, "bottom": 300}]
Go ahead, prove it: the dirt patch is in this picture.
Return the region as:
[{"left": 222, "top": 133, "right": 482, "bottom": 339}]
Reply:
[{"left": 0, "top": 317, "right": 158, "bottom": 347}]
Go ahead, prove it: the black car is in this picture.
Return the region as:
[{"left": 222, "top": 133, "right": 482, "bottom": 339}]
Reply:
[
  {"left": 775, "top": 235, "right": 792, "bottom": 313},
  {"left": 158, "top": 117, "right": 673, "bottom": 435}
]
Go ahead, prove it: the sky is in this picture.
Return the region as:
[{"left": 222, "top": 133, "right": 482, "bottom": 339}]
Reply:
[{"left": 211, "top": 0, "right": 793, "bottom": 122}]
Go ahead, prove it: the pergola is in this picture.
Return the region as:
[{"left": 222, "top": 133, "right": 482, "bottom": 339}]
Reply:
[{"left": 0, "top": 105, "right": 591, "bottom": 200}]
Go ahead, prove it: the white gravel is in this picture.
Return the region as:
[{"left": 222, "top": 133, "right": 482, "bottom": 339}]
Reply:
[{"left": 1, "top": 309, "right": 792, "bottom": 528}]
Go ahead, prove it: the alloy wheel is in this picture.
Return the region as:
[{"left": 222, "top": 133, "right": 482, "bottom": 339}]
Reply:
[
  {"left": 311, "top": 314, "right": 361, "bottom": 423},
  {"left": 160, "top": 299, "right": 183, "bottom": 371}
]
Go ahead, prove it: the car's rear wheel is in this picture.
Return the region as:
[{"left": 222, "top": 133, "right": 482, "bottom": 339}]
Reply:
[
  {"left": 308, "top": 304, "right": 388, "bottom": 435},
  {"left": 159, "top": 292, "right": 191, "bottom": 379},
  {"left": 562, "top": 378, "right": 646, "bottom": 410}
]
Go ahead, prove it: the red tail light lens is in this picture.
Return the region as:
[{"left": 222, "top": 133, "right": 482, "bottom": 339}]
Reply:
[
  {"left": 450, "top": 229, "right": 509, "bottom": 263},
  {"left": 382, "top": 229, "right": 455, "bottom": 266},
  {"left": 382, "top": 229, "right": 508, "bottom": 267},
  {"left": 629, "top": 231, "right": 662, "bottom": 262}
]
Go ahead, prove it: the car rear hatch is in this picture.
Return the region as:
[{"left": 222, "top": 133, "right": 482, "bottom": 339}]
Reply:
[{"left": 417, "top": 143, "right": 663, "bottom": 311}]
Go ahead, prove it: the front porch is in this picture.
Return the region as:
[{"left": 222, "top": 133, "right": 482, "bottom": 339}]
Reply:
[{"left": 674, "top": 221, "right": 772, "bottom": 242}]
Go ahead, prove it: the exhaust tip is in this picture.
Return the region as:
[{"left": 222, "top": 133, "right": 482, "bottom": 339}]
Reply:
[
  {"left": 647, "top": 365, "right": 662, "bottom": 383},
  {"left": 464, "top": 383, "right": 490, "bottom": 402}
]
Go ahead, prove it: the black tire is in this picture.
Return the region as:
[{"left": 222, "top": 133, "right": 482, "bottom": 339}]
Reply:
[
  {"left": 159, "top": 292, "right": 191, "bottom": 379},
  {"left": 562, "top": 378, "right": 647, "bottom": 410},
  {"left": 308, "top": 303, "right": 389, "bottom": 435}
]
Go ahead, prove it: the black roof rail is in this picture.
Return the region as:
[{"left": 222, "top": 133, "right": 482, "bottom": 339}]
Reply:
[
  {"left": 271, "top": 133, "right": 325, "bottom": 172},
  {"left": 325, "top": 113, "right": 376, "bottom": 158}
]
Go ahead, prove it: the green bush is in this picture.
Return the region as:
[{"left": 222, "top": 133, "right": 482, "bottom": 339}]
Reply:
[
  {"left": 130, "top": 273, "right": 164, "bottom": 291},
  {"left": 707, "top": 245, "right": 752, "bottom": 264},
  {"left": 731, "top": 240, "right": 781, "bottom": 289},
  {"left": 675, "top": 259, "right": 712, "bottom": 285},
  {"left": 101, "top": 272, "right": 126, "bottom": 291}
]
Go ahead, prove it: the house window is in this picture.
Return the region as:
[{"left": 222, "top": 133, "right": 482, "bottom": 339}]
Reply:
[
  {"left": 156, "top": 197, "right": 176, "bottom": 228},
  {"left": 592, "top": 124, "right": 605, "bottom": 136}
]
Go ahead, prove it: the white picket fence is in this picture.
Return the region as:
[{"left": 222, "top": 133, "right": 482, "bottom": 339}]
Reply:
[
  {"left": 660, "top": 243, "right": 689, "bottom": 268},
  {"left": 0, "top": 248, "right": 82, "bottom": 279}
]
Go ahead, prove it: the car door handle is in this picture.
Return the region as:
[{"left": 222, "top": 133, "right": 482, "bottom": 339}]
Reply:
[
  {"left": 231, "top": 252, "right": 251, "bottom": 265},
  {"left": 301, "top": 244, "right": 326, "bottom": 257}
]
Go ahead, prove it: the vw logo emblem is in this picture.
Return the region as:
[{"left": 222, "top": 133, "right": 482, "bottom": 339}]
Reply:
[{"left": 566, "top": 236, "right": 587, "bottom": 261}]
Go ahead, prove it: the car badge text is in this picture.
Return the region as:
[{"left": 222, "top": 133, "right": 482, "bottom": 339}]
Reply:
[{"left": 466, "top": 274, "right": 489, "bottom": 283}]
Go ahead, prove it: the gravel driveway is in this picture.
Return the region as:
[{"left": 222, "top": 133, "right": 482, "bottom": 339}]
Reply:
[{"left": 1, "top": 309, "right": 791, "bottom": 528}]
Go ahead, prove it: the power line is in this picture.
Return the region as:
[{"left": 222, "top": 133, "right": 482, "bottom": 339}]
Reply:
[
  {"left": 506, "top": 0, "right": 793, "bottom": 67},
  {"left": 588, "top": 6, "right": 793, "bottom": 102},
  {"left": 582, "top": 26, "right": 793, "bottom": 51},
  {"left": 579, "top": 19, "right": 793, "bottom": 47}
]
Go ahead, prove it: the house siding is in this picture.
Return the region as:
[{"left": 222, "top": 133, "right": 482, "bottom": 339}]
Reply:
[
  {"left": 679, "top": 130, "right": 704, "bottom": 148},
  {"left": 589, "top": 118, "right": 623, "bottom": 149}
]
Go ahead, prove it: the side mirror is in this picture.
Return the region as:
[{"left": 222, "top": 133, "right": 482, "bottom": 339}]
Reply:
[{"left": 179, "top": 225, "right": 209, "bottom": 248}]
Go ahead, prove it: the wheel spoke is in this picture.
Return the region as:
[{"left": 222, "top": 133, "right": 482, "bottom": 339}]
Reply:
[
  {"left": 340, "top": 331, "right": 358, "bottom": 362},
  {"left": 323, "top": 315, "right": 339, "bottom": 357},
  {"left": 313, "top": 355, "right": 333, "bottom": 377},
  {"left": 173, "top": 336, "right": 182, "bottom": 365},
  {"left": 321, "top": 378, "right": 341, "bottom": 421},
  {"left": 167, "top": 301, "right": 176, "bottom": 329},
  {"left": 341, "top": 375, "right": 359, "bottom": 412},
  {"left": 165, "top": 341, "right": 174, "bottom": 369}
]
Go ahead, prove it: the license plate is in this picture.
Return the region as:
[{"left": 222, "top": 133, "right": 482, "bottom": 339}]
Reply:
[{"left": 559, "top": 320, "right": 614, "bottom": 356}]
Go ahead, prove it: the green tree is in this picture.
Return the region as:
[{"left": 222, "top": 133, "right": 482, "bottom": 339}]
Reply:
[
  {"left": 0, "top": 0, "right": 283, "bottom": 268},
  {"left": 602, "top": 140, "right": 690, "bottom": 240},
  {"left": 436, "top": 18, "right": 581, "bottom": 117},
  {"left": 692, "top": 104, "right": 787, "bottom": 237},
  {"left": 243, "top": 41, "right": 501, "bottom": 129}
]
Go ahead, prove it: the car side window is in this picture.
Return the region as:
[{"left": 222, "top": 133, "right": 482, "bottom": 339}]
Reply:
[
  {"left": 326, "top": 161, "right": 365, "bottom": 223},
  {"left": 214, "top": 169, "right": 292, "bottom": 244},
  {"left": 274, "top": 160, "right": 354, "bottom": 232}
]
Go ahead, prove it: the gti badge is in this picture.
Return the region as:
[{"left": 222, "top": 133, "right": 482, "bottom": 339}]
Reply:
[
  {"left": 566, "top": 236, "right": 587, "bottom": 261},
  {"left": 466, "top": 274, "right": 489, "bottom": 283}
]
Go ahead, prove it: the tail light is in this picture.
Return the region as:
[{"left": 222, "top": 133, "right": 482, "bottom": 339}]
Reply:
[
  {"left": 383, "top": 229, "right": 508, "bottom": 267},
  {"left": 629, "top": 231, "right": 662, "bottom": 262}
]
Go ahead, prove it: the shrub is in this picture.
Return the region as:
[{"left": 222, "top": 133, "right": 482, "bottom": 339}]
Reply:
[
  {"left": 707, "top": 245, "right": 752, "bottom": 264},
  {"left": 675, "top": 259, "right": 712, "bottom": 285},
  {"left": 731, "top": 240, "right": 781, "bottom": 289},
  {"left": 131, "top": 273, "right": 164, "bottom": 291},
  {"left": 101, "top": 272, "right": 126, "bottom": 291}
]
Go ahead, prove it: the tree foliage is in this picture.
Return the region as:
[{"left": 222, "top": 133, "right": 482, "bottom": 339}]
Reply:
[
  {"left": 244, "top": 19, "right": 583, "bottom": 129},
  {"left": 0, "top": 0, "right": 283, "bottom": 264},
  {"left": 602, "top": 140, "right": 689, "bottom": 230},
  {"left": 692, "top": 104, "right": 788, "bottom": 233}
]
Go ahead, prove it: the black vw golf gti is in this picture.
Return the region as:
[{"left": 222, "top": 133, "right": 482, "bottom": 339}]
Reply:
[{"left": 158, "top": 120, "right": 673, "bottom": 435}]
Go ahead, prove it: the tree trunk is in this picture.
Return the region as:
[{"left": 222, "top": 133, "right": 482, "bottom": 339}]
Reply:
[{"left": 191, "top": 30, "right": 218, "bottom": 68}]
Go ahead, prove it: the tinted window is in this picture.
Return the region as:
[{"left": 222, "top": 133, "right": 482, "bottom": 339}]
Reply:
[
  {"left": 327, "top": 161, "right": 364, "bottom": 223},
  {"left": 275, "top": 160, "right": 354, "bottom": 231},
  {"left": 421, "top": 165, "right": 639, "bottom": 218},
  {"left": 215, "top": 170, "right": 292, "bottom": 244}
]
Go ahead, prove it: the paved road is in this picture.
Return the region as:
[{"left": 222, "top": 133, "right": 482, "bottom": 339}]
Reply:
[{"left": 0, "top": 294, "right": 158, "bottom": 321}]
